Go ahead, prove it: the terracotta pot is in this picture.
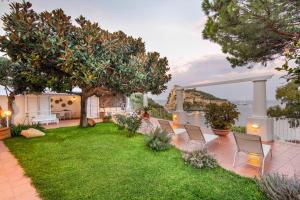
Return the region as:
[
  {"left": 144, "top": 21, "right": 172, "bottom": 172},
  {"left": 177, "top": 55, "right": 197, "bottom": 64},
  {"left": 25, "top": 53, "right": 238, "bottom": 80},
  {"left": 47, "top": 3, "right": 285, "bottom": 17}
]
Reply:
[
  {"left": 212, "top": 128, "right": 230, "bottom": 136},
  {"left": 143, "top": 112, "right": 150, "bottom": 119},
  {"left": 0, "top": 127, "right": 11, "bottom": 140}
]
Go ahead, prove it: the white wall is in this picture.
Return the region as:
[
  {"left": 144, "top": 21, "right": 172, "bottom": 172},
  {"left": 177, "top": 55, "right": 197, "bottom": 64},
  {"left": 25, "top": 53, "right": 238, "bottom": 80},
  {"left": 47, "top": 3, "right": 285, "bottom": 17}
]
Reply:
[
  {"left": 0, "top": 95, "right": 26, "bottom": 125},
  {"left": 50, "top": 95, "right": 81, "bottom": 118}
]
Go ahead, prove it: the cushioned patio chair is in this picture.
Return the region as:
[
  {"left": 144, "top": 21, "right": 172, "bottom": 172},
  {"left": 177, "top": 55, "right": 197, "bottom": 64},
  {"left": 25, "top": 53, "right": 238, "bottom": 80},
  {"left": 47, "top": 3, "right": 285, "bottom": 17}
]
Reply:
[
  {"left": 233, "top": 133, "right": 272, "bottom": 175},
  {"left": 158, "top": 119, "right": 185, "bottom": 135},
  {"left": 184, "top": 124, "right": 219, "bottom": 147}
]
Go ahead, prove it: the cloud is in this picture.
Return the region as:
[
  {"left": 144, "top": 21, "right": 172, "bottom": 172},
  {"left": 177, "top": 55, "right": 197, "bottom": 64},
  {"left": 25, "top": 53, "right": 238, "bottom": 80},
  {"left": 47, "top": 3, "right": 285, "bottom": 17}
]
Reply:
[{"left": 151, "top": 54, "right": 288, "bottom": 101}]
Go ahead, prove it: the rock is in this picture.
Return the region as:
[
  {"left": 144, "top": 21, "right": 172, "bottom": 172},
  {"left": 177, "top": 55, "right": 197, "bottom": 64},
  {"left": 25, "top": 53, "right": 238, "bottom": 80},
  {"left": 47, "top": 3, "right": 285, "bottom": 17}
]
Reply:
[
  {"left": 87, "top": 118, "right": 96, "bottom": 127},
  {"left": 166, "top": 88, "right": 227, "bottom": 111},
  {"left": 21, "top": 128, "right": 45, "bottom": 138}
]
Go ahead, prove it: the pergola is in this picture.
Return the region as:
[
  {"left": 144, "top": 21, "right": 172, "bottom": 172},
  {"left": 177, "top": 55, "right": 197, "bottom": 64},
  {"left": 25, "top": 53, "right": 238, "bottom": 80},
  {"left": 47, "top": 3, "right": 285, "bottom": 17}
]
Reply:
[{"left": 173, "top": 72, "right": 274, "bottom": 142}]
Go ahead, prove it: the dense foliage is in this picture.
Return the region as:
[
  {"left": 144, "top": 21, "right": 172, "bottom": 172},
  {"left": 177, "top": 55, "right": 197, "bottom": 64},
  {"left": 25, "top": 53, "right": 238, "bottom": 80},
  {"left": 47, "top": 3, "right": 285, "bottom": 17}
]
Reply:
[
  {"left": 182, "top": 149, "right": 218, "bottom": 169},
  {"left": 257, "top": 173, "right": 300, "bottom": 200},
  {"left": 0, "top": 1, "right": 171, "bottom": 127},
  {"left": 267, "top": 81, "right": 300, "bottom": 127},
  {"left": 231, "top": 126, "right": 246, "bottom": 134},
  {"left": 115, "top": 114, "right": 127, "bottom": 130},
  {"left": 11, "top": 123, "right": 44, "bottom": 137},
  {"left": 204, "top": 102, "right": 239, "bottom": 130},
  {"left": 202, "top": 0, "right": 300, "bottom": 82},
  {"left": 145, "top": 127, "right": 171, "bottom": 151},
  {"left": 125, "top": 114, "right": 142, "bottom": 136}
]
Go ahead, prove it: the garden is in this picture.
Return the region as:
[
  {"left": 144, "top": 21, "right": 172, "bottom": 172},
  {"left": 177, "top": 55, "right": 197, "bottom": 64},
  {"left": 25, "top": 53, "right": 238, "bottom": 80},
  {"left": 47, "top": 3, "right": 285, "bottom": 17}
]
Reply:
[{"left": 4, "top": 123, "right": 266, "bottom": 200}]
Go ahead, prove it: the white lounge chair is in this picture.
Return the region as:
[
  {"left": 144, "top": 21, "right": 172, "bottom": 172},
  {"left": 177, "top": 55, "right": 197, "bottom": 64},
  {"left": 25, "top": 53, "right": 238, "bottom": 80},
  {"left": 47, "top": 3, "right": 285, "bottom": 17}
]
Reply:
[
  {"left": 158, "top": 119, "right": 186, "bottom": 135},
  {"left": 184, "top": 124, "right": 219, "bottom": 147},
  {"left": 233, "top": 133, "right": 272, "bottom": 175}
]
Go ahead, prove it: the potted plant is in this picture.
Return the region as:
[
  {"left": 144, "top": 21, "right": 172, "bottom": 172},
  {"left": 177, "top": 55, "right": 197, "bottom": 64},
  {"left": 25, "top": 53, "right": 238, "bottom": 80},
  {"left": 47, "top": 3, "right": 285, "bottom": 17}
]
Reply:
[
  {"left": 142, "top": 106, "right": 151, "bottom": 119},
  {"left": 103, "top": 114, "right": 112, "bottom": 123},
  {"left": 204, "top": 102, "right": 239, "bottom": 136},
  {"left": 0, "top": 112, "right": 11, "bottom": 140}
]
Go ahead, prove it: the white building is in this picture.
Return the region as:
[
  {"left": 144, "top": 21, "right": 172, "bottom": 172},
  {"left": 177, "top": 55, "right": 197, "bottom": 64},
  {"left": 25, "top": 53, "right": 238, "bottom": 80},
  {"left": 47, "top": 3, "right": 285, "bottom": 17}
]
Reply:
[{"left": 0, "top": 86, "right": 126, "bottom": 125}]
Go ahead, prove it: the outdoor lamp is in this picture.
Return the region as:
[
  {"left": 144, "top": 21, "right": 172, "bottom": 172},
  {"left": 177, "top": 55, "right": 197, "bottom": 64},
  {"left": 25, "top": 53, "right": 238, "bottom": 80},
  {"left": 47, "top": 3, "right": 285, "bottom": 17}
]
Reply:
[
  {"left": 251, "top": 124, "right": 259, "bottom": 129},
  {"left": 4, "top": 110, "right": 12, "bottom": 127}
]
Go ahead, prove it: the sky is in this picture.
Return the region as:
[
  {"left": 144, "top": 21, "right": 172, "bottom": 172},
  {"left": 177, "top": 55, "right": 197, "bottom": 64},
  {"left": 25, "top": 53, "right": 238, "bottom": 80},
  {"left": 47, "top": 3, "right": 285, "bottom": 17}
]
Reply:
[{"left": 0, "top": 0, "right": 287, "bottom": 100}]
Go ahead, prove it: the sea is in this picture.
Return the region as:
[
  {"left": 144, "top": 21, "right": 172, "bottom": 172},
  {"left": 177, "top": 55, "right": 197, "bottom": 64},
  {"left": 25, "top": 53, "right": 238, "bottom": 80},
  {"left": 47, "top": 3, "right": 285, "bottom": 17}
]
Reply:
[{"left": 154, "top": 100, "right": 278, "bottom": 126}]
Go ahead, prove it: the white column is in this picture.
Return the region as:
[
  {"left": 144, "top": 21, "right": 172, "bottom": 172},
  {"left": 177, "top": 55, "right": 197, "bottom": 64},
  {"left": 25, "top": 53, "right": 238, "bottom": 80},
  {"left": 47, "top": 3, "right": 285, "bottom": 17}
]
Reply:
[
  {"left": 253, "top": 80, "right": 267, "bottom": 117},
  {"left": 247, "top": 80, "right": 273, "bottom": 142},
  {"left": 125, "top": 96, "right": 132, "bottom": 112},
  {"left": 143, "top": 93, "right": 148, "bottom": 107}
]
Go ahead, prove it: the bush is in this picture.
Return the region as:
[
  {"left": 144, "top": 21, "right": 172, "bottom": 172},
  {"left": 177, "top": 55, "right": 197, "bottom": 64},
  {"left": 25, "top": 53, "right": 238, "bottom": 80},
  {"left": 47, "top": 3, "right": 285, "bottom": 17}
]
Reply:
[
  {"left": 125, "top": 114, "right": 142, "bottom": 137},
  {"left": 115, "top": 114, "right": 127, "bottom": 130},
  {"left": 231, "top": 126, "right": 246, "bottom": 134},
  {"left": 11, "top": 124, "right": 45, "bottom": 137},
  {"left": 103, "top": 114, "right": 112, "bottom": 122},
  {"left": 257, "top": 173, "right": 300, "bottom": 200},
  {"left": 204, "top": 102, "right": 239, "bottom": 130},
  {"left": 145, "top": 127, "right": 171, "bottom": 151},
  {"left": 182, "top": 149, "right": 218, "bottom": 169}
]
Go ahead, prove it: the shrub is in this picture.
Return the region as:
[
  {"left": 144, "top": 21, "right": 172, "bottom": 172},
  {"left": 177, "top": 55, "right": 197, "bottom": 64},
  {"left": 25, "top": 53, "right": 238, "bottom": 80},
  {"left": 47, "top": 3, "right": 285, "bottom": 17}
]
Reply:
[
  {"left": 257, "top": 173, "right": 300, "bottom": 200},
  {"left": 11, "top": 124, "right": 44, "bottom": 137},
  {"left": 204, "top": 102, "right": 239, "bottom": 130},
  {"left": 231, "top": 126, "right": 246, "bottom": 134},
  {"left": 125, "top": 114, "right": 142, "bottom": 136},
  {"left": 182, "top": 149, "right": 218, "bottom": 169},
  {"left": 145, "top": 127, "right": 171, "bottom": 151},
  {"left": 115, "top": 114, "right": 127, "bottom": 130},
  {"left": 103, "top": 114, "right": 112, "bottom": 122}
]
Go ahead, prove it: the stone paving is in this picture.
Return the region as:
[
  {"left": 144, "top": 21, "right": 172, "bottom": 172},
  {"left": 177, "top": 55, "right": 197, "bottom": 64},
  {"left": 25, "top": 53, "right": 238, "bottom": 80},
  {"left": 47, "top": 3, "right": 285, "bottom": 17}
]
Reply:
[
  {"left": 140, "top": 118, "right": 300, "bottom": 178},
  {"left": 0, "top": 141, "right": 40, "bottom": 200}
]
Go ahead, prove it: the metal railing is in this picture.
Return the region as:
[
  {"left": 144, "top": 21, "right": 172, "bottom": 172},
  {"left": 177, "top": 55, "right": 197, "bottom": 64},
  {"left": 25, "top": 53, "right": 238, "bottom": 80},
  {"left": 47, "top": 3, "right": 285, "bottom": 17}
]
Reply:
[
  {"left": 273, "top": 118, "right": 300, "bottom": 142},
  {"left": 149, "top": 108, "right": 172, "bottom": 120}
]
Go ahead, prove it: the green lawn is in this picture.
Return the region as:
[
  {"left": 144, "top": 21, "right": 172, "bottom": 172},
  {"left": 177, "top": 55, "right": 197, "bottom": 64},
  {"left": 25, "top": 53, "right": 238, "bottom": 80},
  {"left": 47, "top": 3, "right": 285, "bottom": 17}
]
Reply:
[{"left": 5, "top": 123, "right": 265, "bottom": 200}]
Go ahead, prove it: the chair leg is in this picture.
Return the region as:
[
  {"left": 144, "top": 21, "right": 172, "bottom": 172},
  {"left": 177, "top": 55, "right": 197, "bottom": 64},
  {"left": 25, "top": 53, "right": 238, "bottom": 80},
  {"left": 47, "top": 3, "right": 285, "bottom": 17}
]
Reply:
[
  {"left": 261, "top": 156, "right": 266, "bottom": 175},
  {"left": 233, "top": 150, "right": 238, "bottom": 167}
]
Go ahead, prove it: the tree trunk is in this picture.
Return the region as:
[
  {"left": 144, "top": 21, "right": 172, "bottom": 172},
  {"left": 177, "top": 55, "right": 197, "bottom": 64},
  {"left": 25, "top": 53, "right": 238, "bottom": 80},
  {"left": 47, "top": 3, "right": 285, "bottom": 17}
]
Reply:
[
  {"left": 80, "top": 94, "right": 88, "bottom": 128},
  {"left": 79, "top": 87, "right": 112, "bottom": 128},
  {"left": 7, "top": 92, "right": 15, "bottom": 126}
]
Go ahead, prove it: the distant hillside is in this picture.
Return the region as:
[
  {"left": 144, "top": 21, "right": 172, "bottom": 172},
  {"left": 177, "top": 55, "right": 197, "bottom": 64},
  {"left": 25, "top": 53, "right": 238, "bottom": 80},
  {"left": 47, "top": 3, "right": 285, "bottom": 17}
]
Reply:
[{"left": 166, "top": 88, "right": 227, "bottom": 111}]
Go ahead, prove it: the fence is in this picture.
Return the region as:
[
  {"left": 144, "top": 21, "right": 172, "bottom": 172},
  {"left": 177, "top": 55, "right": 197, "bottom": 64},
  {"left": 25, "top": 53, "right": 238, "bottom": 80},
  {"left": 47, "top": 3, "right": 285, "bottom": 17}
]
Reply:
[{"left": 273, "top": 118, "right": 300, "bottom": 142}]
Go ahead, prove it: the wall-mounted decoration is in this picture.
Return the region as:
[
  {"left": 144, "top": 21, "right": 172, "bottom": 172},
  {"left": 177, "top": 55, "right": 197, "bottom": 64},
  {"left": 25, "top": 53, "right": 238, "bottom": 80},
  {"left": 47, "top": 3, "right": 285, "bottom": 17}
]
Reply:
[
  {"left": 67, "top": 100, "right": 73, "bottom": 105},
  {"left": 55, "top": 100, "right": 60, "bottom": 104},
  {"left": 61, "top": 103, "right": 66, "bottom": 107},
  {"left": 59, "top": 98, "right": 63, "bottom": 102}
]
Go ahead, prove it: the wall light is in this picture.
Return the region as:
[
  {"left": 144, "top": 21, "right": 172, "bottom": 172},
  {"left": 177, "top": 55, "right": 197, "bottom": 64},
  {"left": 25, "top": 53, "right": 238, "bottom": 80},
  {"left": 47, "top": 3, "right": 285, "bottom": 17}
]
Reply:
[
  {"left": 173, "top": 114, "right": 177, "bottom": 120},
  {"left": 252, "top": 124, "right": 259, "bottom": 129},
  {"left": 72, "top": 96, "right": 77, "bottom": 102},
  {"left": 4, "top": 110, "right": 12, "bottom": 117}
]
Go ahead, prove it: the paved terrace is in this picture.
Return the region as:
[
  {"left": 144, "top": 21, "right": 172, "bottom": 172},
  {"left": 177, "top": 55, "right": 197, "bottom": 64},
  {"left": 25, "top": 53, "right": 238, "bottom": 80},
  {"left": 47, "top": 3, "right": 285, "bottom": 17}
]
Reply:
[{"left": 142, "top": 118, "right": 300, "bottom": 178}]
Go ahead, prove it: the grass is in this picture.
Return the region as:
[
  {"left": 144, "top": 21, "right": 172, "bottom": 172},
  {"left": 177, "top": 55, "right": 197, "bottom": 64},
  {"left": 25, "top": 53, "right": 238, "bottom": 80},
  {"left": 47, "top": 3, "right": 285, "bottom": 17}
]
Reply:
[{"left": 5, "top": 123, "right": 265, "bottom": 200}]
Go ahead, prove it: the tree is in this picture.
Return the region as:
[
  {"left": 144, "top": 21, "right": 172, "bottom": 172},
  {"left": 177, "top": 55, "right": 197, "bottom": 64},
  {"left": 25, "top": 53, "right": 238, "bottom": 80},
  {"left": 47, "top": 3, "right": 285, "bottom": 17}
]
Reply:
[
  {"left": 0, "top": 56, "right": 47, "bottom": 125},
  {"left": 202, "top": 0, "right": 300, "bottom": 82},
  {"left": 267, "top": 81, "right": 300, "bottom": 127},
  {"left": 0, "top": 1, "right": 171, "bottom": 127}
]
